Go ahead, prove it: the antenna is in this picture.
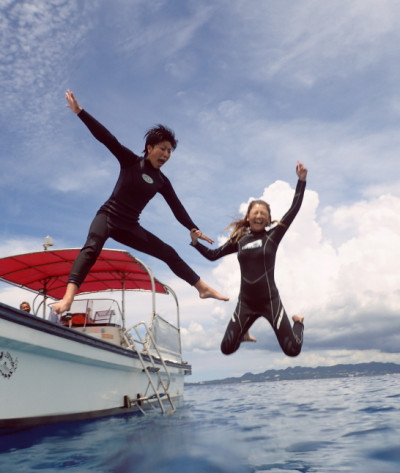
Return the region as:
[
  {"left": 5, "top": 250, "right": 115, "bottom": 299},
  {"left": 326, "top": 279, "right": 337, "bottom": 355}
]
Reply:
[{"left": 43, "top": 235, "right": 53, "bottom": 251}]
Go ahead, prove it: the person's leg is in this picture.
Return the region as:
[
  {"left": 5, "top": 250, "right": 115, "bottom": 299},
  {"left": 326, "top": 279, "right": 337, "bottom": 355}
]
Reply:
[
  {"left": 67, "top": 213, "right": 109, "bottom": 286},
  {"left": 220, "top": 301, "right": 258, "bottom": 355},
  {"left": 52, "top": 282, "right": 79, "bottom": 315},
  {"left": 111, "top": 224, "right": 228, "bottom": 301},
  {"left": 53, "top": 213, "right": 109, "bottom": 314},
  {"left": 267, "top": 297, "right": 304, "bottom": 357}
]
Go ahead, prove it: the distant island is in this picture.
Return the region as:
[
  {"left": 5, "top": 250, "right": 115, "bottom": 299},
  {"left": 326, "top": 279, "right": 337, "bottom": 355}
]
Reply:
[{"left": 187, "top": 362, "right": 400, "bottom": 386}]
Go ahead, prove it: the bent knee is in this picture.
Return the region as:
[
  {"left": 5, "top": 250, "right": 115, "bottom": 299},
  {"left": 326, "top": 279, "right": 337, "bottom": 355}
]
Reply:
[
  {"left": 285, "top": 347, "right": 302, "bottom": 357},
  {"left": 281, "top": 337, "right": 302, "bottom": 357},
  {"left": 283, "top": 343, "right": 302, "bottom": 357},
  {"left": 220, "top": 341, "right": 237, "bottom": 356}
]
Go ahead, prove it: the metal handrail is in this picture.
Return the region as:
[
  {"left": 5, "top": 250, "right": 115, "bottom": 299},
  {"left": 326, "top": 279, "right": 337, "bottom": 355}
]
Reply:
[{"left": 122, "top": 321, "right": 175, "bottom": 414}]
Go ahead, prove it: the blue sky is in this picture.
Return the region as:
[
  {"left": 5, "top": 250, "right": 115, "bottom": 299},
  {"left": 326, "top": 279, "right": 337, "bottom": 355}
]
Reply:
[{"left": 1, "top": 0, "right": 400, "bottom": 381}]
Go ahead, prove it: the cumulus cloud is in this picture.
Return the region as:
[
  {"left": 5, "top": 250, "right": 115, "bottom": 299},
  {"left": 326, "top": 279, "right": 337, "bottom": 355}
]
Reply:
[
  {"left": 178, "top": 182, "right": 400, "bottom": 363},
  {"left": 3, "top": 182, "right": 397, "bottom": 365},
  {"left": 2, "top": 0, "right": 400, "bottom": 381}
]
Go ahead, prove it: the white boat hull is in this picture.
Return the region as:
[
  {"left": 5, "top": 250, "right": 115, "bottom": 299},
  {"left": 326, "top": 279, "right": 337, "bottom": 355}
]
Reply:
[{"left": 0, "top": 303, "right": 190, "bottom": 429}]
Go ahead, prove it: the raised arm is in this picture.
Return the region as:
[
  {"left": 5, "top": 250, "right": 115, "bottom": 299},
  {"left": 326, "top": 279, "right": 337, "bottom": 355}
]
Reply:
[
  {"left": 65, "top": 90, "right": 138, "bottom": 166},
  {"left": 271, "top": 162, "right": 307, "bottom": 244},
  {"left": 65, "top": 89, "right": 82, "bottom": 114},
  {"left": 296, "top": 161, "right": 307, "bottom": 181}
]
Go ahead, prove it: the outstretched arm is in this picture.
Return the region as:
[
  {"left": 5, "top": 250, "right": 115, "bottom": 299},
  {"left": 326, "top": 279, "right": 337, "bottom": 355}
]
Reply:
[
  {"left": 191, "top": 229, "right": 214, "bottom": 245},
  {"left": 161, "top": 179, "right": 215, "bottom": 243},
  {"left": 190, "top": 229, "right": 237, "bottom": 261},
  {"left": 65, "top": 89, "right": 138, "bottom": 166},
  {"left": 66, "top": 90, "right": 82, "bottom": 114}
]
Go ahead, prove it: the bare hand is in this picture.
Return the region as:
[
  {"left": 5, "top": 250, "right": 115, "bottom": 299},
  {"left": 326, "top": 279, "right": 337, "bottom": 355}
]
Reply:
[
  {"left": 296, "top": 161, "right": 308, "bottom": 181},
  {"left": 65, "top": 89, "right": 82, "bottom": 114},
  {"left": 190, "top": 228, "right": 214, "bottom": 245}
]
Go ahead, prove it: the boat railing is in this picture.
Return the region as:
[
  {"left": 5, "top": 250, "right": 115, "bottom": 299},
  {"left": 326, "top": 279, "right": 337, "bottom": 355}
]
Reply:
[
  {"left": 48, "top": 298, "right": 123, "bottom": 327},
  {"left": 147, "top": 314, "right": 182, "bottom": 363}
]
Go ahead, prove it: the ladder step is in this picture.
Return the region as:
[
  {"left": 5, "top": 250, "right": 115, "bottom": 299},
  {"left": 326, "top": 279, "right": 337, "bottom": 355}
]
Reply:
[{"left": 123, "top": 321, "right": 176, "bottom": 415}]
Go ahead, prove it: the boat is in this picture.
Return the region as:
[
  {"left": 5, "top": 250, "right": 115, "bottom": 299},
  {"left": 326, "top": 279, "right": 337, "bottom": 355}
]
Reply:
[{"left": 0, "top": 248, "right": 192, "bottom": 429}]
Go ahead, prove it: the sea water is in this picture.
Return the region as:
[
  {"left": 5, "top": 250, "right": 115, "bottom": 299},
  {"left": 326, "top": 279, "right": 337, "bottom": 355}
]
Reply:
[{"left": 1, "top": 374, "right": 399, "bottom": 472}]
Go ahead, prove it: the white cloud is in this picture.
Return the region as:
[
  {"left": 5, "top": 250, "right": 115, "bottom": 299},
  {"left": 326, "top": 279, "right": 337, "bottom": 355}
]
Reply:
[
  {"left": 0, "top": 237, "right": 45, "bottom": 258},
  {"left": 2, "top": 0, "right": 400, "bottom": 381},
  {"left": 0, "top": 0, "right": 99, "bottom": 143},
  {"left": 223, "top": 0, "right": 400, "bottom": 87},
  {"left": 169, "top": 182, "right": 400, "bottom": 362},
  {"left": 111, "top": 1, "right": 215, "bottom": 70}
]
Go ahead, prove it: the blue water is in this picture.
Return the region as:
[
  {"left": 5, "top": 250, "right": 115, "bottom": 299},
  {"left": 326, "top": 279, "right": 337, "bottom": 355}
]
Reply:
[{"left": 1, "top": 375, "right": 399, "bottom": 472}]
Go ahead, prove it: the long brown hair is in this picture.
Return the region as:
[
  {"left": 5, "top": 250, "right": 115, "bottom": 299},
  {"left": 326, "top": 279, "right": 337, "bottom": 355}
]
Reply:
[{"left": 226, "top": 199, "right": 284, "bottom": 243}]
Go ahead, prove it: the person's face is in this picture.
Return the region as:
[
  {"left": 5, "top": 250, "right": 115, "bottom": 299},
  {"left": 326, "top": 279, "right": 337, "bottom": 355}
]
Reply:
[
  {"left": 246, "top": 203, "right": 270, "bottom": 233},
  {"left": 20, "top": 303, "right": 30, "bottom": 312},
  {"left": 146, "top": 141, "right": 172, "bottom": 169}
]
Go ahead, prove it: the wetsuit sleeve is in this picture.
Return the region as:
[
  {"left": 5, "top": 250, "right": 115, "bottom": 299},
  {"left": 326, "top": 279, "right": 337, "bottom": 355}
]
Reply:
[
  {"left": 190, "top": 239, "right": 238, "bottom": 261},
  {"left": 77, "top": 110, "right": 139, "bottom": 167},
  {"left": 272, "top": 179, "right": 306, "bottom": 244},
  {"left": 159, "top": 177, "right": 198, "bottom": 230}
]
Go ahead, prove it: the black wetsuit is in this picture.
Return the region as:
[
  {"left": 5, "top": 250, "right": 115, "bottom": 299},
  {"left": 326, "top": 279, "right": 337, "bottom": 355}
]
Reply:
[
  {"left": 192, "top": 180, "right": 306, "bottom": 356},
  {"left": 68, "top": 110, "right": 200, "bottom": 287}
]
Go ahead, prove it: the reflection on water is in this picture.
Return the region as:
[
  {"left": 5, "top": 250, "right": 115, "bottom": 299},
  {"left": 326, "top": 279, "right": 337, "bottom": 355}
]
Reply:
[{"left": 1, "top": 375, "right": 399, "bottom": 472}]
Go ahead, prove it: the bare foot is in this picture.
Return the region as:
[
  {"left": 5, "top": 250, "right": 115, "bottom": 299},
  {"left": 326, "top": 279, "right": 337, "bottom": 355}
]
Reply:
[
  {"left": 52, "top": 283, "right": 78, "bottom": 315},
  {"left": 242, "top": 332, "right": 257, "bottom": 342},
  {"left": 199, "top": 287, "right": 229, "bottom": 301},
  {"left": 292, "top": 315, "right": 304, "bottom": 324},
  {"left": 52, "top": 299, "right": 72, "bottom": 315},
  {"left": 195, "top": 280, "right": 229, "bottom": 301}
]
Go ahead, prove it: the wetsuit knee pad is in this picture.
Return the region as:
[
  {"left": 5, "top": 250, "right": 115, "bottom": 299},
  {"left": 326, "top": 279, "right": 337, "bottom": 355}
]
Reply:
[
  {"left": 220, "top": 343, "right": 232, "bottom": 355},
  {"left": 220, "top": 338, "right": 239, "bottom": 356},
  {"left": 282, "top": 337, "right": 302, "bottom": 357}
]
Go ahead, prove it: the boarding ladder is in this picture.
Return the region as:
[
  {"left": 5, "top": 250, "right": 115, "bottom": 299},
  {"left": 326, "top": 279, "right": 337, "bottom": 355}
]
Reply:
[{"left": 122, "top": 321, "right": 176, "bottom": 415}]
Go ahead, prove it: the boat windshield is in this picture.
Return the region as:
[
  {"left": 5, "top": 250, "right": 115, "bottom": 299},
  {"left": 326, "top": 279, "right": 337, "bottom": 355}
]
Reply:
[{"left": 49, "top": 298, "right": 123, "bottom": 327}]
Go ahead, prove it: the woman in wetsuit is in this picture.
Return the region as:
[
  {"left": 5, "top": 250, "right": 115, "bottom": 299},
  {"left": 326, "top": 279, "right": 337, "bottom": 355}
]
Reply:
[
  {"left": 190, "top": 162, "right": 307, "bottom": 357},
  {"left": 53, "top": 90, "right": 228, "bottom": 314}
]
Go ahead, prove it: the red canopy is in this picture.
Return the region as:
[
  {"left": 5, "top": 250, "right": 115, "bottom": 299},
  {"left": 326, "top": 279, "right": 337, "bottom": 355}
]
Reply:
[{"left": 0, "top": 248, "right": 168, "bottom": 299}]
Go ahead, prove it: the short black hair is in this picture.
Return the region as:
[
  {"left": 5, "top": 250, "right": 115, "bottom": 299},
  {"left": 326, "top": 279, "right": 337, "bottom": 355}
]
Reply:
[{"left": 143, "top": 124, "right": 178, "bottom": 156}]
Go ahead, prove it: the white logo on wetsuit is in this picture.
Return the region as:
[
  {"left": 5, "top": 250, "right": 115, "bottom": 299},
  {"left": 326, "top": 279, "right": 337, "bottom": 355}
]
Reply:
[
  {"left": 142, "top": 173, "right": 154, "bottom": 184},
  {"left": 242, "top": 239, "right": 262, "bottom": 250}
]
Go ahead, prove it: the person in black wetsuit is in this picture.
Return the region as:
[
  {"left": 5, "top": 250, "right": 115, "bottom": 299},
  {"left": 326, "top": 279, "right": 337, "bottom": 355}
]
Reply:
[
  {"left": 53, "top": 90, "right": 228, "bottom": 314},
  {"left": 190, "top": 162, "right": 307, "bottom": 357}
]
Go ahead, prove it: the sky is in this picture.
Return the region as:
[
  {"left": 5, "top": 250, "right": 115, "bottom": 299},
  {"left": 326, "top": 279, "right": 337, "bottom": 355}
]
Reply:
[{"left": 1, "top": 0, "right": 400, "bottom": 382}]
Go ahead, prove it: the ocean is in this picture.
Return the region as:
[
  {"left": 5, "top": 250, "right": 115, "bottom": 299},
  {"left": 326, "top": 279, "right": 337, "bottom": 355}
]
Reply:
[{"left": 1, "top": 374, "right": 399, "bottom": 472}]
